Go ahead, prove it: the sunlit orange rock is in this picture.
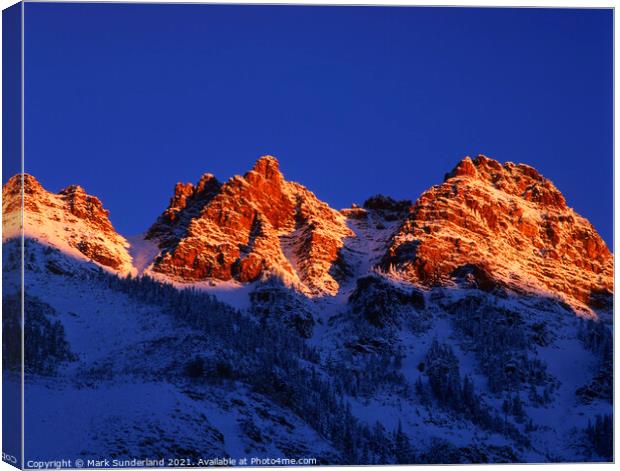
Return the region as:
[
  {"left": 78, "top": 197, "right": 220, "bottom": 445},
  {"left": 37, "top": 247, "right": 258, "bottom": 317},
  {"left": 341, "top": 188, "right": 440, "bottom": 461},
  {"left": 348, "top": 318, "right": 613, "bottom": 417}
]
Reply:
[
  {"left": 147, "top": 156, "right": 353, "bottom": 295},
  {"left": 381, "top": 154, "right": 613, "bottom": 314},
  {"left": 2, "top": 174, "right": 133, "bottom": 272}
]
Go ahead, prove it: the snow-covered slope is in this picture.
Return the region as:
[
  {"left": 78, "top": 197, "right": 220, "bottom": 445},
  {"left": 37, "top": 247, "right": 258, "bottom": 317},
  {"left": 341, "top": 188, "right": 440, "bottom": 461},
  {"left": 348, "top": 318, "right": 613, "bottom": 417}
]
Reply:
[
  {"left": 10, "top": 240, "right": 339, "bottom": 464},
  {"left": 314, "top": 273, "right": 612, "bottom": 462},
  {"left": 9, "top": 234, "right": 611, "bottom": 463},
  {"left": 2, "top": 153, "right": 613, "bottom": 464}
]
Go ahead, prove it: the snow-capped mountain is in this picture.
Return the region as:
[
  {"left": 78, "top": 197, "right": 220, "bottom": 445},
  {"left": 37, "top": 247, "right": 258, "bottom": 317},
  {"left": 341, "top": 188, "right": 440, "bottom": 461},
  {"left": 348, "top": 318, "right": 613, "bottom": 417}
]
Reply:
[
  {"left": 2, "top": 154, "right": 613, "bottom": 464},
  {"left": 2, "top": 173, "right": 133, "bottom": 274},
  {"left": 380, "top": 155, "right": 613, "bottom": 317},
  {"left": 6, "top": 155, "right": 612, "bottom": 315},
  {"left": 144, "top": 155, "right": 353, "bottom": 296}
]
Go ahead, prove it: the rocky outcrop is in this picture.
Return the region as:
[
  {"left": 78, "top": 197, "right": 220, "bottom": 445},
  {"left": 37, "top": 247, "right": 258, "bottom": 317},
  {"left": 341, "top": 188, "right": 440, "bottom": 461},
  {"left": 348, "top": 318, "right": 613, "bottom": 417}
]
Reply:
[
  {"left": 147, "top": 156, "right": 353, "bottom": 295},
  {"left": 348, "top": 275, "right": 425, "bottom": 328},
  {"left": 5, "top": 153, "right": 612, "bottom": 314},
  {"left": 58, "top": 185, "right": 118, "bottom": 235},
  {"left": 147, "top": 173, "right": 221, "bottom": 245},
  {"left": 363, "top": 195, "right": 412, "bottom": 221},
  {"left": 2, "top": 174, "right": 133, "bottom": 273},
  {"left": 380, "top": 155, "right": 613, "bottom": 314}
]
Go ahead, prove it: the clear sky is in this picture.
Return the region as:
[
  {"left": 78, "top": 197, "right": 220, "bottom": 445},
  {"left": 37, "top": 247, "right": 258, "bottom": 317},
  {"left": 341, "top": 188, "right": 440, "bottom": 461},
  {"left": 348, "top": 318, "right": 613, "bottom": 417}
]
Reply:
[{"left": 22, "top": 4, "right": 613, "bottom": 247}]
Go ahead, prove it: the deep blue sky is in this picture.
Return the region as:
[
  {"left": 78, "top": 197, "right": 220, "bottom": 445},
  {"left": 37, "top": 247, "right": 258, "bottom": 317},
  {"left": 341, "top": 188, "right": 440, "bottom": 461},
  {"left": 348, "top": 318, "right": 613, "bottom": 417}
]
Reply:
[{"left": 23, "top": 4, "right": 613, "bottom": 247}]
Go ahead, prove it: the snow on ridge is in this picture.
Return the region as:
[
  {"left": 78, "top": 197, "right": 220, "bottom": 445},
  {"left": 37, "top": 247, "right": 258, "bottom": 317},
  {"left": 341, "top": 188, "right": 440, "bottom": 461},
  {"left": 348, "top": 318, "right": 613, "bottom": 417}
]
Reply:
[{"left": 3, "top": 176, "right": 135, "bottom": 275}]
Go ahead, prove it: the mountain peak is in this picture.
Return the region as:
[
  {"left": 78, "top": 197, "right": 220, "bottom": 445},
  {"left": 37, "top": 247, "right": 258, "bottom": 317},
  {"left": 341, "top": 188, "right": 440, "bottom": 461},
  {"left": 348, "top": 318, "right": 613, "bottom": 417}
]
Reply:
[
  {"left": 59, "top": 184, "right": 87, "bottom": 195},
  {"left": 383, "top": 155, "right": 612, "bottom": 314},
  {"left": 10, "top": 152, "right": 611, "bottom": 315},
  {"left": 147, "top": 156, "right": 352, "bottom": 295},
  {"left": 57, "top": 184, "right": 113, "bottom": 229},
  {"left": 445, "top": 154, "right": 566, "bottom": 210},
  {"left": 4, "top": 173, "right": 45, "bottom": 197},
  {"left": 196, "top": 173, "right": 220, "bottom": 194},
  {"left": 246, "top": 155, "right": 283, "bottom": 183},
  {"left": 445, "top": 156, "right": 479, "bottom": 179},
  {"left": 2, "top": 174, "right": 132, "bottom": 273},
  {"left": 146, "top": 173, "right": 221, "bottom": 243},
  {"left": 254, "top": 154, "right": 280, "bottom": 170}
]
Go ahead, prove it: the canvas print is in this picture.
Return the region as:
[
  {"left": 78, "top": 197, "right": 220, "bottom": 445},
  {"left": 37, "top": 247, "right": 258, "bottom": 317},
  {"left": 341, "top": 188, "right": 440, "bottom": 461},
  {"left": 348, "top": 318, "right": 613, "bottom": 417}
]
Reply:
[{"left": 2, "top": 2, "right": 614, "bottom": 467}]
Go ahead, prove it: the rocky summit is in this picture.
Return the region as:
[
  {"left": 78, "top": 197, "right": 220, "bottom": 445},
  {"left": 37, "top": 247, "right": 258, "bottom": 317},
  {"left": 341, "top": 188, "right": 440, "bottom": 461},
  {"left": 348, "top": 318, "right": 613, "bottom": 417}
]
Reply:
[
  {"left": 4, "top": 154, "right": 613, "bottom": 315},
  {"left": 146, "top": 155, "right": 353, "bottom": 295},
  {"left": 2, "top": 173, "right": 133, "bottom": 273},
  {"left": 380, "top": 155, "right": 613, "bottom": 316},
  {"left": 3, "top": 153, "right": 613, "bottom": 463}
]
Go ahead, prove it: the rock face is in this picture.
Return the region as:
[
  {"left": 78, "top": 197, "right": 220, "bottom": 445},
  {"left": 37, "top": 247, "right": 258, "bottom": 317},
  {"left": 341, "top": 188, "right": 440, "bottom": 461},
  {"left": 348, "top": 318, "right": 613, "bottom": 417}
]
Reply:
[
  {"left": 2, "top": 174, "right": 133, "bottom": 273},
  {"left": 147, "top": 173, "right": 221, "bottom": 246},
  {"left": 380, "top": 155, "right": 613, "bottom": 314},
  {"left": 146, "top": 156, "right": 353, "bottom": 295},
  {"left": 362, "top": 195, "right": 412, "bottom": 221},
  {"left": 4, "top": 153, "right": 612, "bottom": 313}
]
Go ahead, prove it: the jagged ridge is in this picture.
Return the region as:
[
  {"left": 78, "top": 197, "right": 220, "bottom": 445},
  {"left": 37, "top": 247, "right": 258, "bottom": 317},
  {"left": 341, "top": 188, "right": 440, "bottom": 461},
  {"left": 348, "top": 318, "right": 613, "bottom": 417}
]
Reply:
[
  {"left": 146, "top": 156, "right": 353, "bottom": 295},
  {"left": 2, "top": 174, "right": 133, "bottom": 273},
  {"left": 3, "top": 154, "right": 613, "bottom": 314},
  {"left": 380, "top": 155, "right": 613, "bottom": 315}
]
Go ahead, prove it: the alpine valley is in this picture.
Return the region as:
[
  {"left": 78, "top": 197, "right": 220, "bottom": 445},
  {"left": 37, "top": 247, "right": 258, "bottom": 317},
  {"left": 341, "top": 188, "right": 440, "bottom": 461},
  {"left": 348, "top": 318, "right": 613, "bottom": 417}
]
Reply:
[{"left": 2, "top": 155, "right": 613, "bottom": 464}]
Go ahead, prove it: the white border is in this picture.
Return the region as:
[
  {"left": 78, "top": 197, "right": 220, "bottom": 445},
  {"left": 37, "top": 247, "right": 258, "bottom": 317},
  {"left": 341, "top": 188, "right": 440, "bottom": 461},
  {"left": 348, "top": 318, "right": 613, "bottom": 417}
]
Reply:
[
  {"left": 0, "top": 1, "right": 616, "bottom": 471},
  {"left": 19, "top": 1, "right": 24, "bottom": 470}
]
